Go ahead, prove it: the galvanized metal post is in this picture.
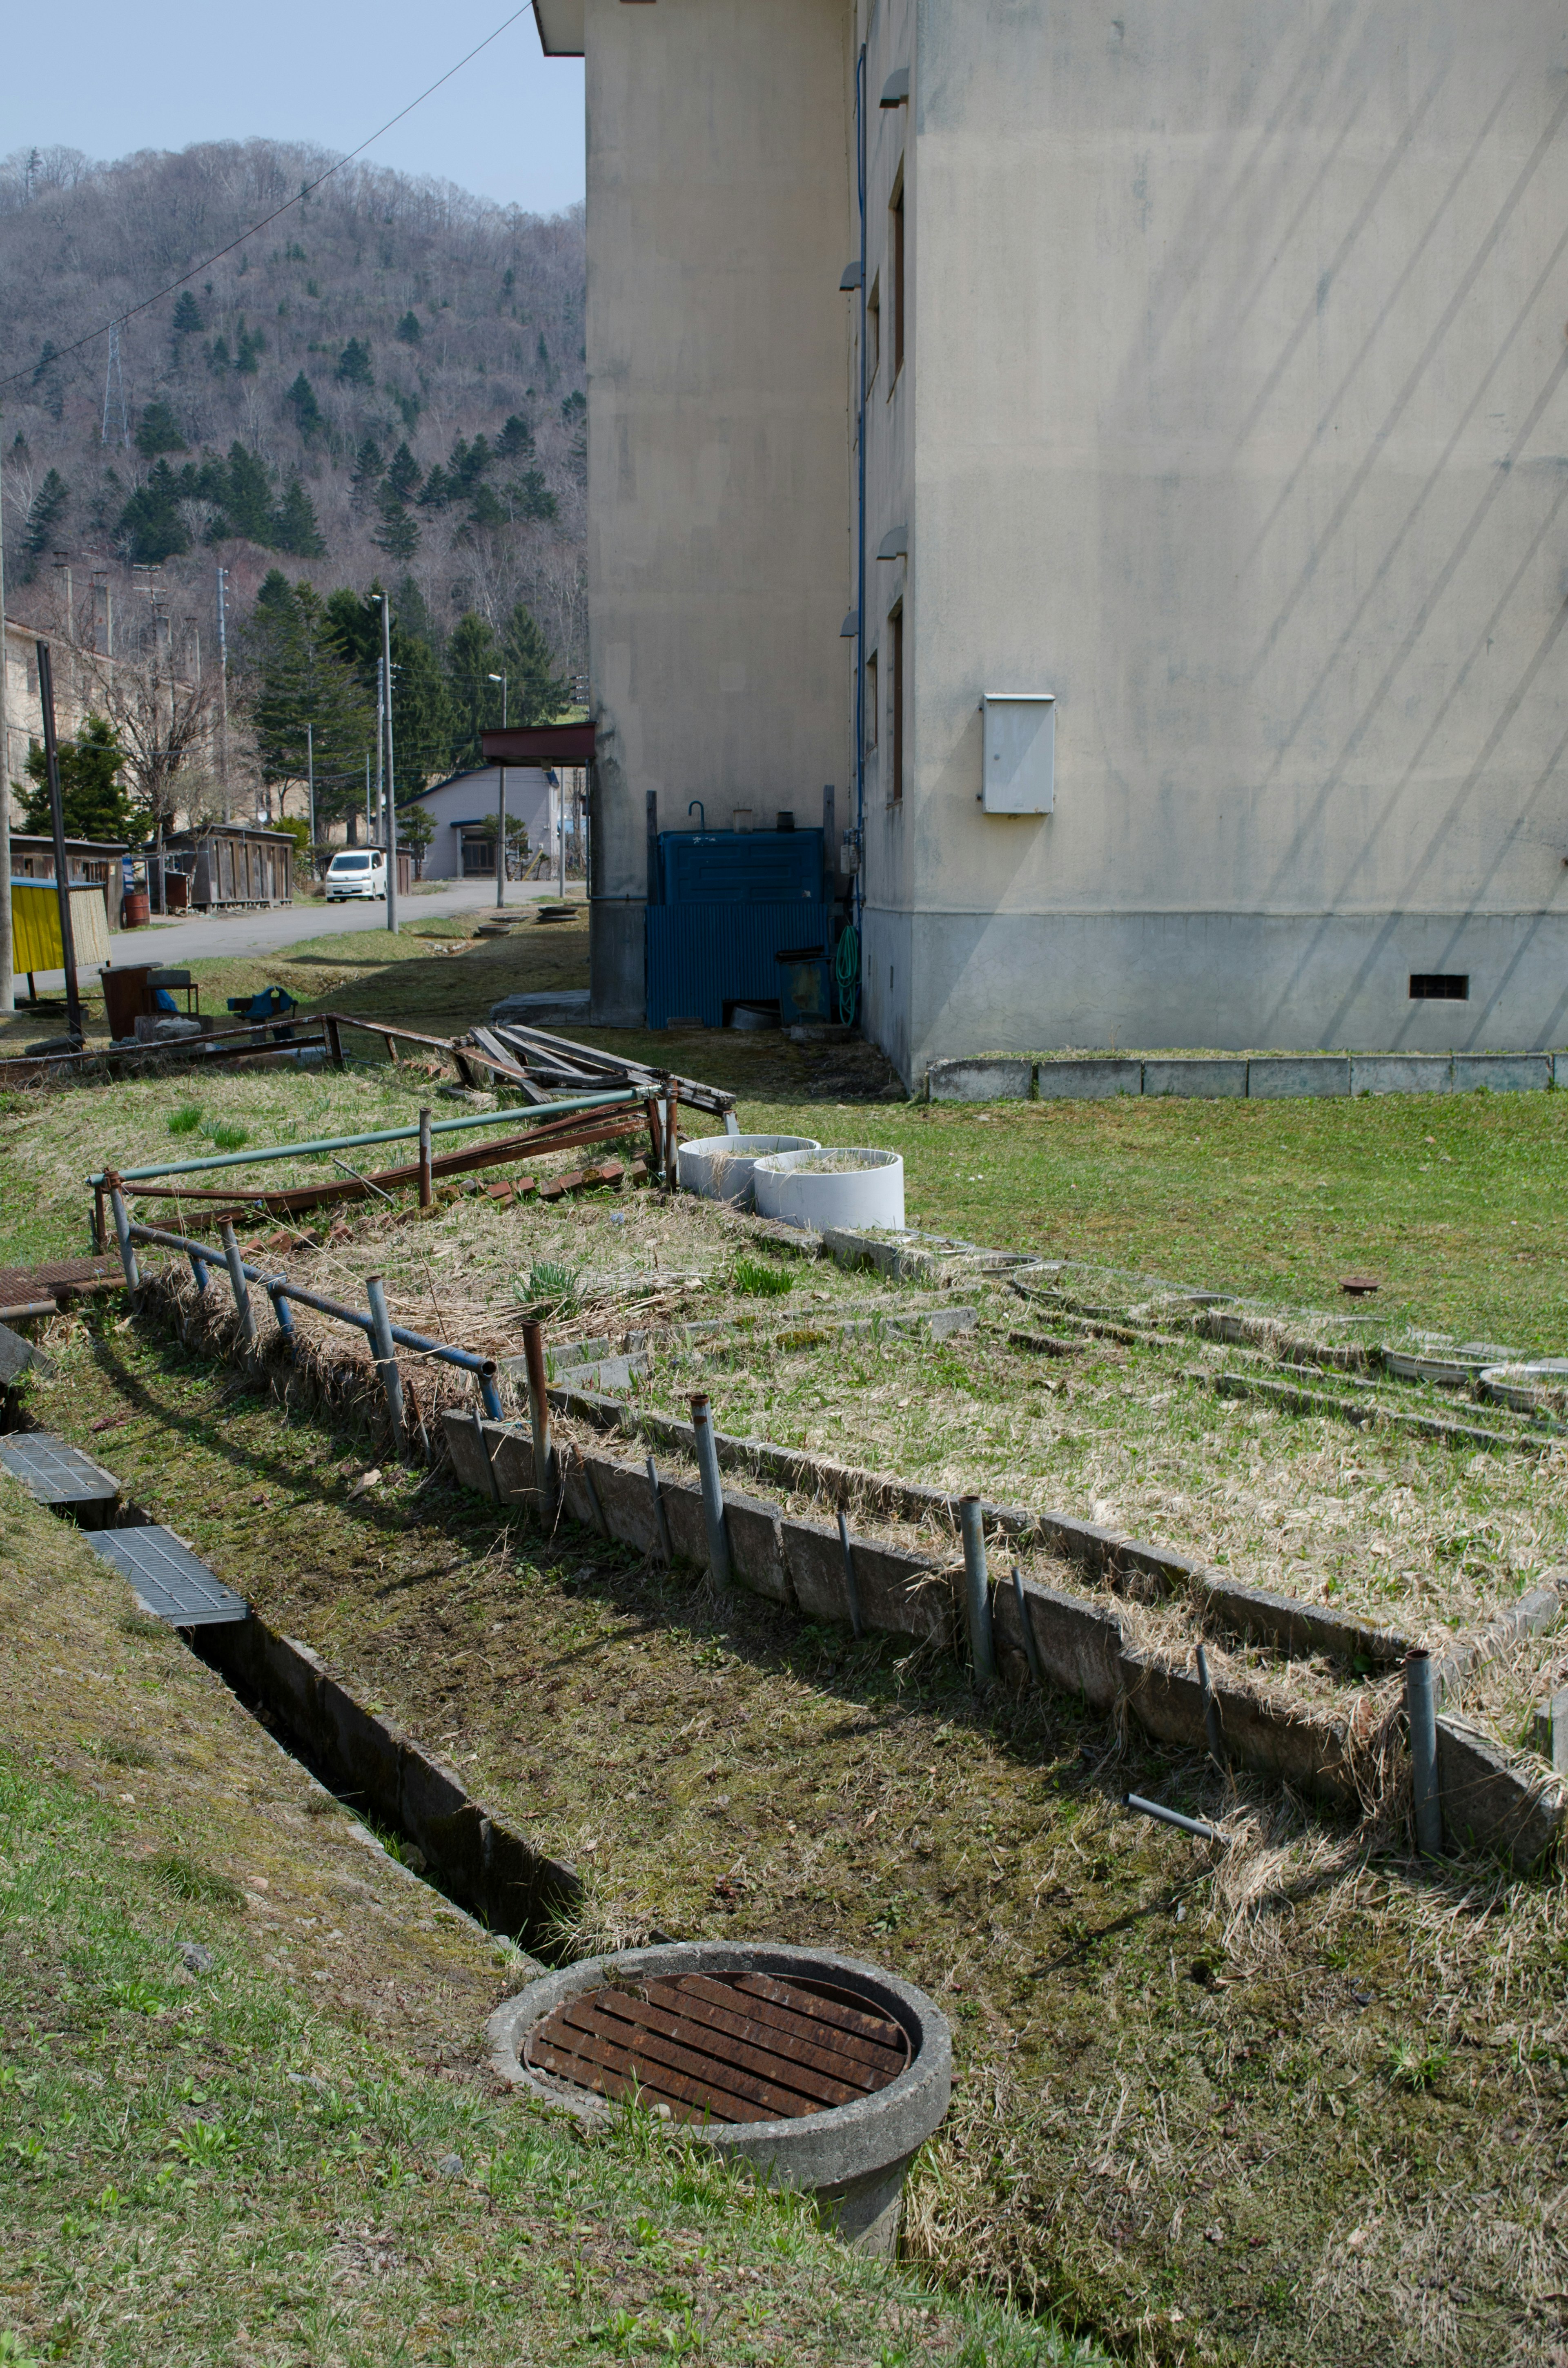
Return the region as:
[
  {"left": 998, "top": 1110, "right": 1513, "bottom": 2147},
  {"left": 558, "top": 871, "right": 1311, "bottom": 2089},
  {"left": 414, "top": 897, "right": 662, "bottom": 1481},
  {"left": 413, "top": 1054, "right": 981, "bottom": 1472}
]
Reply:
[
  {"left": 106, "top": 1181, "right": 140, "bottom": 1290},
  {"left": 664, "top": 1081, "right": 680, "bottom": 1195},
  {"left": 837, "top": 1508, "right": 863, "bottom": 1639},
  {"left": 646, "top": 1455, "right": 674, "bottom": 1564},
  {"left": 1196, "top": 1642, "right": 1228, "bottom": 1773},
  {"left": 960, "top": 1495, "right": 995, "bottom": 1684},
  {"left": 418, "top": 1107, "right": 433, "bottom": 1210},
  {"left": 365, "top": 1274, "right": 405, "bottom": 1445},
  {"left": 1405, "top": 1648, "right": 1443, "bottom": 1856},
  {"left": 520, "top": 1320, "right": 555, "bottom": 1510},
  {"left": 218, "top": 1221, "right": 256, "bottom": 1348},
  {"left": 690, "top": 1393, "right": 731, "bottom": 1587}
]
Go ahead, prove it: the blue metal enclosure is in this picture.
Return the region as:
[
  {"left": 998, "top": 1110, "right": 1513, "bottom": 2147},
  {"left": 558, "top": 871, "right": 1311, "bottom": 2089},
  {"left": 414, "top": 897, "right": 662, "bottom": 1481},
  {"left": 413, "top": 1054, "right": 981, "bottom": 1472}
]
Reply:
[{"left": 646, "top": 829, "right": 826, "bottom": 1029}]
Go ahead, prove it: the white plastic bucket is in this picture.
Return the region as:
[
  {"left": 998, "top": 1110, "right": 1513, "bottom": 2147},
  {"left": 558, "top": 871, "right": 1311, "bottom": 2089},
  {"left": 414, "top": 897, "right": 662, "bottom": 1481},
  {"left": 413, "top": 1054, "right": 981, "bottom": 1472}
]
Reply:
[
  {"left": 751, "top": 1147, "right": 905, "bottom": 1232},
  {"left": 676, "top": 1133, "right": 821, "bottom": 1209}
]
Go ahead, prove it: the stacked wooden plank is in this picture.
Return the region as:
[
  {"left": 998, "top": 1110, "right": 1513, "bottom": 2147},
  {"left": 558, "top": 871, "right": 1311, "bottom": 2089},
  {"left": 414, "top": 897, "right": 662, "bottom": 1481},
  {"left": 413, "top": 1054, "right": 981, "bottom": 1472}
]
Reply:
[{"left": 477, "top": 1019, "right": 736, "bottom": 1117}]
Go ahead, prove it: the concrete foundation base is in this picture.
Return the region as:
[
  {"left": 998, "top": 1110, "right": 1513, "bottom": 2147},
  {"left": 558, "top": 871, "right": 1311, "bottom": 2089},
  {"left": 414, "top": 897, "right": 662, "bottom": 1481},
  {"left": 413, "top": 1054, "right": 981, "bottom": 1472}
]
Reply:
[{"left": 590, "top": 898, "right": 645, "bottom": 1026}]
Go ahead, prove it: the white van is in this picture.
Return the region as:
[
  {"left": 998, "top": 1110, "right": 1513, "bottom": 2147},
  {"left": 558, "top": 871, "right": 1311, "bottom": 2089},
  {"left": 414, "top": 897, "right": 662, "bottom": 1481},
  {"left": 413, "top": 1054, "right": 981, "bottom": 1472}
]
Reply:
[{"left": 325, "top": 850, "right": 388, "bottom": 902}]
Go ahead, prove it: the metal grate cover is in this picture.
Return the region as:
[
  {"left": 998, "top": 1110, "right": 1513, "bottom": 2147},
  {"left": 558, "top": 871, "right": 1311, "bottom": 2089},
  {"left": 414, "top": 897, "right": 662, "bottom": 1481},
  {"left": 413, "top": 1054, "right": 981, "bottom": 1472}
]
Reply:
[
  {"left": 86, "top": 1526, "right": 249, "bottom": 1628},
  {"left": 525, "top": 1970, "right": 910, "bottom": 2125},
  {"left": 0, "top": 1431, "right": 120, "bottom": 1507}
]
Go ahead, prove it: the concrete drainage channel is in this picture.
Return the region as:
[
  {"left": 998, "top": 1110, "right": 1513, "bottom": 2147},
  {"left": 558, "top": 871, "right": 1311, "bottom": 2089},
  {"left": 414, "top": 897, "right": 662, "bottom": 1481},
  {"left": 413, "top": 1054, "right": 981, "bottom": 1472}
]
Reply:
[{"left": 0, "top": 1409, "right": 953, "bottom": 2252}]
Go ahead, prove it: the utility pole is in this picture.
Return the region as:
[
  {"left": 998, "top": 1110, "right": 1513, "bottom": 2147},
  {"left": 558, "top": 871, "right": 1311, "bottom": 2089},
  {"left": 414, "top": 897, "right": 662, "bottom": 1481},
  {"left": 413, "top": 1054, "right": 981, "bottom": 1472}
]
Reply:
[
  {"left": 374, "top": 656, "right": 384, "bottom": 845},
  {"left": 36, "top": 641, "right": 82, "bottom": 1045},
  {"left": 0, "top": 437, "right": 12, "bottom": 1013},
  {"left": 379, "top": 594, "right": 399, "bottom": 934},
  {"left": 488, "top": 670, "right": 507, "bottom": 908},
  {"left": 557, "top": 767, "right": 566, "bottom": 901},
  {"left": 363, "top": 750, "right": 371, "bottom": 847},
  {"left": 305, "top": 721, "right": 316, "bottom": 880},
  {"left": 215, "top": 565, "right": 231, "bottom": 821}
]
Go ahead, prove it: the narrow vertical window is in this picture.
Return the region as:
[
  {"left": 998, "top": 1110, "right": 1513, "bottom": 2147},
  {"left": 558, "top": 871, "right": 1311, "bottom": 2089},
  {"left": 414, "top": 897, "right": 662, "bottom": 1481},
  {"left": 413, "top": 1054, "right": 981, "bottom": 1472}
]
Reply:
[
  {"left": 889, "top": 604, "right": 903, "bottom": 802},
  {"left": 866, "top": 275, "right": 880, "bottom": 386},
  {"left": 891, "top": 174, "right": 905, "bottom": 381},
  {"left": 865, "top": 651, "right": 879, "bottom": 750}
]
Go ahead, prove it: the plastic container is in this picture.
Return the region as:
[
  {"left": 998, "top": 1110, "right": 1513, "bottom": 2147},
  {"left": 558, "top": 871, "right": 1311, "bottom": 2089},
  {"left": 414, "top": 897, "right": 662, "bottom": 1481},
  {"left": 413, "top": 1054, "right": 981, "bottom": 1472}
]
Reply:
[
  {"left": 751, "top": 1146, "right": 904, "bottom": 1232},
  {"left": 676, "top": 1132, "right": 820, "bottom": 1209},
  {"left": 1479, "top": 1360, "right": 1568, "bottom": 1413}
]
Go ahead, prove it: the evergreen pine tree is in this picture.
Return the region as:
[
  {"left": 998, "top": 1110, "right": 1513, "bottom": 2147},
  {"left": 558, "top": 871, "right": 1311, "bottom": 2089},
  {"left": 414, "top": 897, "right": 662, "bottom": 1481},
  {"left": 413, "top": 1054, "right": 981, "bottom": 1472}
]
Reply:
[
  {"left": 218, "top": 441, "right": 276, "bottom": 543},
  {"left": 500, "top": 601, "right": 570, "bottom": 727},
  {"left": 18, "top": 714, "right": 139, "bottom": 841},
  {"left": 114, "top": 462, "right": 188, "bottom": 564},
  {"left": 445, "top": 612, "right": 503, "bottom": 768},
  {"left": 386, "top": 441, "right": 421, "bottom": 499},
  {"left": 335, "top": 337, "right": 374, "bottom": 387},
  {"left": 496, "top": 413, "right": 534, "bottom": 462},
  {"left": 245, "top": 575, "right": 374, "bottom": 830},
  {"left": 134, "top": 400, "right": 187, "bottom": 458},
  {"left": 171, "top": 291, "right": 203, "bottom": 336},
  {"left": 273, "top": 475, "right": 326, "bottom": 558},
  {"left": 287, "top": 372, "right": 323, "bottom": 440},
  {"left": 371, "top": 483, "right": 419, "bottom": 561},
  {"left": 395, "top": 310, "right": 423, "bottom": 344},
  {"left": 19, "top": 469, "right": 70, "bottom": 580}
]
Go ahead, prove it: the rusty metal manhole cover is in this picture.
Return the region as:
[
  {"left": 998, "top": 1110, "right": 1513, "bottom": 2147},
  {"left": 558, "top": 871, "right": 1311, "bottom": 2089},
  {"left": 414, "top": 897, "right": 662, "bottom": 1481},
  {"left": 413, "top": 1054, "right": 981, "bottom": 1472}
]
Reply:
[{"left": 524, "top": 1969, "right": 911, "bottom": 2124}]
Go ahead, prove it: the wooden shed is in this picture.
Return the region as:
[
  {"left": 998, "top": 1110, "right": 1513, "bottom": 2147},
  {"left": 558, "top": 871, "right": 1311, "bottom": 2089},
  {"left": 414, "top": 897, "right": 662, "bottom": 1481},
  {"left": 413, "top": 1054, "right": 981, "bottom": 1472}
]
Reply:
[{"left": 161, "top": 825, "right": 294, "bottom": 910}]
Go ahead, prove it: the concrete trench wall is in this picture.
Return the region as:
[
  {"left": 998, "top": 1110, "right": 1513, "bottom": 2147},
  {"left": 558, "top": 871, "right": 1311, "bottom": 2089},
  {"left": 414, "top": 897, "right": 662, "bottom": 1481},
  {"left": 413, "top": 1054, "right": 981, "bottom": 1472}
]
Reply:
[{"left": 197, "top": 1611, "right": 581, "bottom": 1946}]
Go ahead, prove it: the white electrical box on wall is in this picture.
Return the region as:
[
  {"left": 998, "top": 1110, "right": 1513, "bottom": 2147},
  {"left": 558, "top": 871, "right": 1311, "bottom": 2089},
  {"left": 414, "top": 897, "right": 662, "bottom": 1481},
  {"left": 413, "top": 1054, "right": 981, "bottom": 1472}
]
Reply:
[{"left": 981, "top": 692, "right": 1055, "bottom": 814}]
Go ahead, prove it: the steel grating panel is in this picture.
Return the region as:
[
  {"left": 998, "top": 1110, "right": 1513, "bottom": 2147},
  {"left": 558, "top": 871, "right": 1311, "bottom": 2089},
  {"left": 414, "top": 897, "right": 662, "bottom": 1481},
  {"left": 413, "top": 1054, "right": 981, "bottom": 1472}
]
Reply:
[
  {"left": 525, "top": 1970, "right": 909, "bottom": 2125},
  {"left": 0, "top": 1431, "right": 120, "bottom": 1506},
  {"left": 86, "top": 1525, "right": 249, "bottom": 1627}
]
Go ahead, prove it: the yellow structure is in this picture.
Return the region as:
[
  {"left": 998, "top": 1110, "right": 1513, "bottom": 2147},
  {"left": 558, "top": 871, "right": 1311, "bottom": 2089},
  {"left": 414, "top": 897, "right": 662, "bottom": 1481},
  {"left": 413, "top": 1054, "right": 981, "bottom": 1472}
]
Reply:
[{"left": 9, "top": 881, "right": 111, "bottom": 975}]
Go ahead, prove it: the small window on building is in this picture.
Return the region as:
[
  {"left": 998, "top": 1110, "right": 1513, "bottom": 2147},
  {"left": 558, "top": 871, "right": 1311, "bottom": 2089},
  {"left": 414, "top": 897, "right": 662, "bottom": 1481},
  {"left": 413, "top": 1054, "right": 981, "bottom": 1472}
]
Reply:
[
  {"left": 1410, "top": 973, "right": 1469, "bottom": 1001},
  {"left": 866, "top": 274, "right": 880, "bottom": 386},
  {"left": 889, "top": 602, "right": 904, "bottom": 803},
  {"left": 890, "top": 174, "right": 905, "bottom": 381},
  {"left": 864, "top": 651, "right": 878, "bottom": 751}
]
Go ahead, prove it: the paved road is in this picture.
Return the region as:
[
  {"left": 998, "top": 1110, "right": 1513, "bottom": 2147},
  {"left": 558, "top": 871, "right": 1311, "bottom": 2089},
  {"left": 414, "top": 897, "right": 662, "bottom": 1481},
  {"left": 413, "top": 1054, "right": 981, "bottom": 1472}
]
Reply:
[{"left": 15, "top": 877, "right": 581, "bottom": 992}]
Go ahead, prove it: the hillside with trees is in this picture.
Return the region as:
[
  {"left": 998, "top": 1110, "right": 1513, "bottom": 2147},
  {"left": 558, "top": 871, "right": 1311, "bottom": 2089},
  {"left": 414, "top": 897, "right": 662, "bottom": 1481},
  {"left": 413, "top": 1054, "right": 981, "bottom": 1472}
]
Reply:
[{"left": 0, "top": 139, "right": 587, "bottom": 722}]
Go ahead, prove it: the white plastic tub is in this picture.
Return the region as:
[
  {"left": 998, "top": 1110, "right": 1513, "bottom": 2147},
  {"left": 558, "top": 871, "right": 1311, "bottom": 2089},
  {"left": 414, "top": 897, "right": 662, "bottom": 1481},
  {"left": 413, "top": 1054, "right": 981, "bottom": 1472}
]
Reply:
[
  {"left": 675, "top": 1133, "right": 821, "bottom": 1209},
  {"left": 751, "top": 1146, "right": 905, "bottom": 1232}
]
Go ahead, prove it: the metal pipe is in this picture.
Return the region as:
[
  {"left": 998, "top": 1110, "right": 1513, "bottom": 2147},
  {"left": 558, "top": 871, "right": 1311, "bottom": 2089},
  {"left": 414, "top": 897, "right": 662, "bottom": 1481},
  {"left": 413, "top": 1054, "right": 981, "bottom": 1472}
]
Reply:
[
  {"left": 267, "top": 1281, "right": 296, "bottom": 1342},
  {"left": 520, "top": 1320, "right": 555, "bottom": 1509},
  {"left": 1011, "top": 1566, "right": 1045, "bottom": 1687},
  {"left": 646, "top": 1454, "right": 673, "bottom": 1564},
  {"left": 89, "top": 1092, "right": 636, "bottom": 1187},
  {"left": 837, "top": 1509, "right": 863, "bottom": 1640},
  {"left": 690, "top": 1393, "right": 731, "bottom": 1587},
  {"left": 125, "top": 1222, "right": 499, "bottom": 1387},
  {"left": 187, "top": 1249, "right": 210, "bottom": 1292},
  {"left": 1196, "top": 1641, "right": 1228, "bottom": 1773},
  {"left": 664, "top": 1080, "right": 680, "bottom": 1196},
  {"left": 1405, "top": 1648, "right": 1443, "bottom": 1857},
  {"left": 107, "top": 1182, "right": 140, "bottom": 1289},
  {"left": 960, "top": 1495, "right": 995, "bottom": 1684},
  {"left": 365, "top": 1274, "right": 405, "bottom": 1445},
  {"left": 418, "top": 1108, "right": 433, "bottom": 1210},
  {"left": 1125, "top": 1793, "right": 1225, "bottom": 1845},
  {"left": 218, "top": 1222, "right": 256, "bottom": 1349}
]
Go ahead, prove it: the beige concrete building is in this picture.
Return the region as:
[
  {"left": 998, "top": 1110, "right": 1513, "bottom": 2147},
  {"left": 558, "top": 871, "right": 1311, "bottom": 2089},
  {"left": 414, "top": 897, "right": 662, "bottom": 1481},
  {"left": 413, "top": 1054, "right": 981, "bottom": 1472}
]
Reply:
[{"left": 537, "top": 0, "right": 1568, "bottom": 1084}]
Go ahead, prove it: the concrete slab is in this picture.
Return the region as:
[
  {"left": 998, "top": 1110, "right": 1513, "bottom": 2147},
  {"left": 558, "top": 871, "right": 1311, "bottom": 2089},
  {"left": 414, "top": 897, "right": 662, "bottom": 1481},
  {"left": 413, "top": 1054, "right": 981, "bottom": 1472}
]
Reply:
[
  {"left": 927, "top": 1057, "right": 1034, "bottom": 1102},
  {"left": 724, "top": 1492, "right": 792, "bottom": 1604},
  {"left": 1142, "top": 1059, "right": 1247, "bottom": 1098},
  {"left": 993, "top": 1576, "right": 1123, "bottom": 1711},
  {"left": 1451, "top": 1054, "right": 1552, "bottom": 1095},
  {"left": 1245, "top": 1057, "right": 1351, "bottom": 1099},
  {"left": 1034, "top": 1058, "right": 1143, "bottom": 1100},
  {"left": 1436, "top": 1715, "right": 1566, "bottom": 1865},
  {"left": 784, "top": 1517, "right": 854, "bottom": 1624},
  {"left": 848, "top": 1540, "right": 955, "bottom": 1645},
  {"left": 1350, "top": 1055, "right": 1454, "bottom": 1096}
]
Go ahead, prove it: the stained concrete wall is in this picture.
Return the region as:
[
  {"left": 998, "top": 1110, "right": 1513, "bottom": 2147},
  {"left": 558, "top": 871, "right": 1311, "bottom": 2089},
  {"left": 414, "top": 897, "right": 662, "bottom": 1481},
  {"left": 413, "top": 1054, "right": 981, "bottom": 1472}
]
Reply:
[
  {"left": 889, "top": 0, "right": 1568, "bottom": 1079},
  {"left": 580, "top": 0, "right": 855, "bottom": 1020}
]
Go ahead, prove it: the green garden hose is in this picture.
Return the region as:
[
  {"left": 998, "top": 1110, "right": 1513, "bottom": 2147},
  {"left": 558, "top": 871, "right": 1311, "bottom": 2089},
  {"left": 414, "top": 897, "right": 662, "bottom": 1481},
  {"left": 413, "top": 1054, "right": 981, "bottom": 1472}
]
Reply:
[{"left": 834, "top": 923, "right": 860, "bottom": 1026}]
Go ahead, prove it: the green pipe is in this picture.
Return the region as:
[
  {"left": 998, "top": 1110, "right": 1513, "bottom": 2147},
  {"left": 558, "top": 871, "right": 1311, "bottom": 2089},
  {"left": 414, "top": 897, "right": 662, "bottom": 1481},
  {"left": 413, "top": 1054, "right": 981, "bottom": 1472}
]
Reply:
[{"left": 89, "top": 1090, "right": 637, "bottom": 1187}]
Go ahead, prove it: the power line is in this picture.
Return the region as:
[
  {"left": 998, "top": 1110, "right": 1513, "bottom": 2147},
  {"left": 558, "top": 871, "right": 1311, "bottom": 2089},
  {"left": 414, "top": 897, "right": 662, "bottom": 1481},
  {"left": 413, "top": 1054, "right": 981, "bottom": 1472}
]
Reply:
[{"left": 0, "top": 3, "right": 538, "bottom": 398}]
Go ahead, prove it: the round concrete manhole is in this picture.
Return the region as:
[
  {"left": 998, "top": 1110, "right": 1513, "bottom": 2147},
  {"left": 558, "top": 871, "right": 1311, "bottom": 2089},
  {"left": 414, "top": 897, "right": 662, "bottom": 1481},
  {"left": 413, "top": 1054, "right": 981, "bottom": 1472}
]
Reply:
[{"left": 488, "top": 1942, "right": 950, "bottom": 2253}]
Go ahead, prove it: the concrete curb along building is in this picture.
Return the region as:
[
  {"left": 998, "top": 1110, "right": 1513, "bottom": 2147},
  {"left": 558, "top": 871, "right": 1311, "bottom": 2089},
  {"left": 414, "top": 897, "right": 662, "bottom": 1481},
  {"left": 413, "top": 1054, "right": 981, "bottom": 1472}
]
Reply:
[{"left": 536, "top": 0, "right": 1568, "bottom": 1086}]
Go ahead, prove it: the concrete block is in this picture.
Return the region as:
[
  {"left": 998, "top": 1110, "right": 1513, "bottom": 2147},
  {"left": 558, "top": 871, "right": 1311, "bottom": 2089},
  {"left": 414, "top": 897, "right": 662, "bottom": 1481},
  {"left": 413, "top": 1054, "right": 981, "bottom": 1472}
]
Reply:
[
  {"left": 1557, "top": 1052, "right": 1568, "bottom": 1092},
  {"left": 1530, "top": 1690, "right": 1568, "bottom": 1774},
  {"left": 1142, "top": 1059, "right": 1247, "bottom": 1099},
  {"left": 1197, "top": 1572, "right": 1410, "bottom": 1666},
  {"left": 1436, "top": 1715, "right": 1567, "bottom": 1866},
  {"left": 1034, "top": 1058, "right": 1143, "bottom": 1101},
  {"left": 1349, "top": 1055, "right": 1453, "bottom": 1096},
  {"left": 848, "top": 1539, "right": 955, "bottom": 1645},
  {"left": 724, "top": 1492, "right": 792, "bottom": 1605},
  {"left": 656, "top": 1475, "right": 710, "bottom": 1570},
  {"left": 993, "top": 1576, "right": 1123, "bottom": 1710},
  {"left": 1451, "top": 1055, "right": 1552, "bottom": 1095},
  {"left": 488, "top": 1429, "right": 539, "bottom": 1505},
  {"left": 557, "top": 1450, "right": 599, "bottom": 1530},
  {"left": 784, "top": 1517, "right": 854, "bottom": 1625},
  {"left": 927, "top": 1056, "right": 1034, "bottom": 1103},
  {"left": 1246, "top": 1057, "right": 1351, "bottom": 1099},
  {"left": 592, "top": 1458, "right": 663, "bottom": 1556},
  {"left": 441, "top": 1407, "right": 498, "bottom": 1494}
]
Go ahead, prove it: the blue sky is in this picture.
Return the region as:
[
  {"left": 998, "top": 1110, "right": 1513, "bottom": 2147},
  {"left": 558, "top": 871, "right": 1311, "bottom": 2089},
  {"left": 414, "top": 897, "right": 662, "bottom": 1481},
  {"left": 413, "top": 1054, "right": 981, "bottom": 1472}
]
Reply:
[{"left": 0, "top": 0, "right": 585, "bottom": 216}]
